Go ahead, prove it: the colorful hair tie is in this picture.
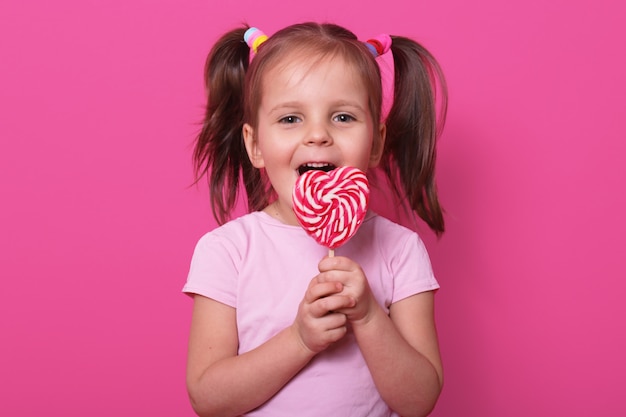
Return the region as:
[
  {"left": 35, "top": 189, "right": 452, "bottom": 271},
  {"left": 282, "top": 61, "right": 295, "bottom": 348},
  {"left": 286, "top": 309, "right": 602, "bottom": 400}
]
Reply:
[
  {"left": 365, "top": 34, "right": 394, "bottom": 122},
  {"left": 365, "top": 34, "right": 392, "bottom": 57},
  {"left": 244, "top": 27, "right": 268, "bottom": 61}
]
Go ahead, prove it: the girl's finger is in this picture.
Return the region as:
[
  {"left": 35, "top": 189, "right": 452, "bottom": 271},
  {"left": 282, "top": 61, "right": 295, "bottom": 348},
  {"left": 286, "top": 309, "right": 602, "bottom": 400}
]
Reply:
[
  {"left": 311, "top": 294, "right": 355, "bottom": 317},
  {"left": 304, "top": 280, "right": 343, "bottom": 303}
]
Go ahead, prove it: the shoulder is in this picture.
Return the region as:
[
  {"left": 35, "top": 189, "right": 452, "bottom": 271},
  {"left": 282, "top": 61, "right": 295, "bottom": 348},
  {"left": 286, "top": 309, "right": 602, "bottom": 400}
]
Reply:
[
  {"left": 184, "top": 212, "right": 272, "bottom": 300},
  {"left": 196, "top": 211, "right": 266, "bottom": 243},
  {"left": 361, "top": 212, "right": 426, "bottom": 247},
  {"left": 192, "top": 211, "right": 308, "bottom": 258},
  {"left": 346, "top": 212, "right": 438, "bottom": 305},
  {"left": 358, "top": 212, "right": 432, "bottom": 268},
  {"left": 191, "top": 212, "right": 264, "bottom": 260}
]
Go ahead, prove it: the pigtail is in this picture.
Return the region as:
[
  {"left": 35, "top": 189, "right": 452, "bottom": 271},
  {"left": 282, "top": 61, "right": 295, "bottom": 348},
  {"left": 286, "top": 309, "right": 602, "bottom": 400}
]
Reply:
[
  {"left": 193, "top": 27, "right": 259, "bottom": 225},
  {"left": 382, "top": 36, "right": 448, "bottom": 235}
]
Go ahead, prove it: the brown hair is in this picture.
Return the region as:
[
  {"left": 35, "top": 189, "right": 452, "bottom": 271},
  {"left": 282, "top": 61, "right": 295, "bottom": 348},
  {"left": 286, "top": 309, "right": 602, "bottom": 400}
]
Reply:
[{"left": 193, "top": 22, "right": 447, "bottom": 234}]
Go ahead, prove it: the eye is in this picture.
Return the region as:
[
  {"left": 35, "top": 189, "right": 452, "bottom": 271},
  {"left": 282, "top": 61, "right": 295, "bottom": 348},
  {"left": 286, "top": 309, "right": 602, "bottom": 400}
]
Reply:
[
  {"left": 279, "top": 115, "right": 301, "bottom": 124},
  {"left": 334, "top": 113, "right": 356, "bottom": 123}
]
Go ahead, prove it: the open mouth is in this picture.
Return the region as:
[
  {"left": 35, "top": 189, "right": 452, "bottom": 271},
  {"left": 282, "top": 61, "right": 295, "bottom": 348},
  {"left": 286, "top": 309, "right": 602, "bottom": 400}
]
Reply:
[{"left": 297, "top": 163, "right": 336, "bottom": 176}]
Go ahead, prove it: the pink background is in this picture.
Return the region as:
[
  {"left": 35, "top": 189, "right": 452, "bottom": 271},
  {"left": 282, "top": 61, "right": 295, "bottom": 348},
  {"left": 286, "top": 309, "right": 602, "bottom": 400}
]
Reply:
[{"left": 1, "top": 0, "right": 624, "bottom": 415}]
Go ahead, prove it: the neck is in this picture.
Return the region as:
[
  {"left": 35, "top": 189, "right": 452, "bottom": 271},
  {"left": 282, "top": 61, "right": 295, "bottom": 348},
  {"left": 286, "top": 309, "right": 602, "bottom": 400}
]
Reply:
[{"left": 263, "top": 201, "right": 300, "bottom": 226}]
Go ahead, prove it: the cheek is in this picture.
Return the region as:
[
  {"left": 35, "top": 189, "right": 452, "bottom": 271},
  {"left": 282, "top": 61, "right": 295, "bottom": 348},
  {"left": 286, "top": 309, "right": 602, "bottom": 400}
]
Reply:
[
  {"left": 256, "top": 139, "right": 292, "bottom": 173},
  {"left": 258, "top": 129, "right": 294, "bottom": 157}
]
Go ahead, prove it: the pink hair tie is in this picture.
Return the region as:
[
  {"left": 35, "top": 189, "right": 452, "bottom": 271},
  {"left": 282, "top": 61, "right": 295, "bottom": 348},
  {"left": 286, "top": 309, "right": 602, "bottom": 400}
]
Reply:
[
  {"left": 365, "top": 34, "right": 394, "bottom": 122},
  {"left": 244, "top": 27, "right": 268, "bottom": 61}
]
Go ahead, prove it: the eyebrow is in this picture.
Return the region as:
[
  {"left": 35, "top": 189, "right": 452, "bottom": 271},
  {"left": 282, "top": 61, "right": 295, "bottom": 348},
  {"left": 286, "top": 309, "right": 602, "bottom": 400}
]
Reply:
[
  {"left": 268, "top": 100, "right": 367, "bottom": 114},
  {"left": 332, "top": 100, "right": 366, "bottom": 111},
  {"left": 268, "top": 101, "right": 301, "bottom": 113}
]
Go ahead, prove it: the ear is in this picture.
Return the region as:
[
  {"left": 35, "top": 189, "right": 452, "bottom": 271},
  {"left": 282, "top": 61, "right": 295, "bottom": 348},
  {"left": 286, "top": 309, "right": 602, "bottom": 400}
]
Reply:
[
  {"left": 243, "top": 123, "right": 265, "bottom": 168},
  {"left": 368, "top": 123, "right": 386, "bottom": 167}
]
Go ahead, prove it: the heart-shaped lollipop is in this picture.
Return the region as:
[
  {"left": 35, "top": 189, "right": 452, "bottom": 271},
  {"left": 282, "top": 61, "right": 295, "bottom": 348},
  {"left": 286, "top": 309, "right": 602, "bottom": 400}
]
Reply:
[{"left": 292, "top": 166, "right": 370, "bottom": 254}]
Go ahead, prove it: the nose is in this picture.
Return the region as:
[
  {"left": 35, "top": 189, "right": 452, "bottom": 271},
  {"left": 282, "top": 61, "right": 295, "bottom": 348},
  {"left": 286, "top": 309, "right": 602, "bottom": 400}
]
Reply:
[{"left": 305, "top": 120, "right": 333, "bottom": 146}]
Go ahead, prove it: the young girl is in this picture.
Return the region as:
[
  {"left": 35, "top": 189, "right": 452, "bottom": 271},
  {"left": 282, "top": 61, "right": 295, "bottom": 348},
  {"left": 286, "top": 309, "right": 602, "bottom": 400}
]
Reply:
[{"left": 184, "top": 22, "right": 447, "bottom": 417}]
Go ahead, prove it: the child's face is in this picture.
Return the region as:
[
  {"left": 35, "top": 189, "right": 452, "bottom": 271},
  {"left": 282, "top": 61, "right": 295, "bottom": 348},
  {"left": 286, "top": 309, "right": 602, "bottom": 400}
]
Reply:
[{"left": 243, "top": 55, "right": 385, "bottom": 225}]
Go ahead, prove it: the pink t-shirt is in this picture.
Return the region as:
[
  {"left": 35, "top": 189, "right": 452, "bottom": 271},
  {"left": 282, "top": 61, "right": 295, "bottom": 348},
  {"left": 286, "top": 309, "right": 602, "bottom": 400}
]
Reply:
[{"left": 183, "top": 211, "right": 439, "bottom": 416}]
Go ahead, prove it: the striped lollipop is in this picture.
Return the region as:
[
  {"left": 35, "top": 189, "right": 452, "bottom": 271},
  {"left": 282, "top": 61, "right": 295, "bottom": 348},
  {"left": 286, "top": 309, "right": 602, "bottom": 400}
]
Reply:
[{"left": 292, "top": 166, "right": 370, "bottom": 255}]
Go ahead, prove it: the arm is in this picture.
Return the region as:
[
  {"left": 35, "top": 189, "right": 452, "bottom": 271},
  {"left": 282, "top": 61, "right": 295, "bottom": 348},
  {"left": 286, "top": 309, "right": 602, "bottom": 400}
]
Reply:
[
  {"left": 318, "top": 256, "right": 443, "bottom": 417},
  {"left": 186, "top": 279, "right": 353, "bottom": 417},
  {"left": 353, "top": 292, "right": 443, "bottom": 417}
]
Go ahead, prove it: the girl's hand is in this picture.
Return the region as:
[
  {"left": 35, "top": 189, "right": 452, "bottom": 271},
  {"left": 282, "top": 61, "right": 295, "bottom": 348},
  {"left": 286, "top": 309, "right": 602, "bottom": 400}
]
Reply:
[
  {"left": 291, "top": 277, "right": 355, "bottom": 354},
  {"left": 317, "top": 256, "right": 378, "bottom": 324}
]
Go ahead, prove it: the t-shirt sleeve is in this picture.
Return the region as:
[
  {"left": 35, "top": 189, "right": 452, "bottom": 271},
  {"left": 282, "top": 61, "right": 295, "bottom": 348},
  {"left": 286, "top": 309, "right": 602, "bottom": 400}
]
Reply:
[
  {"left": 390, "top": 231, "right": 440, "bottom": 303},
  {"left": 182, "top": 231, "right": 239, "bottom": 307}
]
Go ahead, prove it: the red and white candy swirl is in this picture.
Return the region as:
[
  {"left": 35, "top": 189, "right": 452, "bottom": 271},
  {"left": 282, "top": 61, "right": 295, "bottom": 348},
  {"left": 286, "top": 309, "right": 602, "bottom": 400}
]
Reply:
[{"left": 292, "top": 166, "right": 370, "bottom": 250}]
